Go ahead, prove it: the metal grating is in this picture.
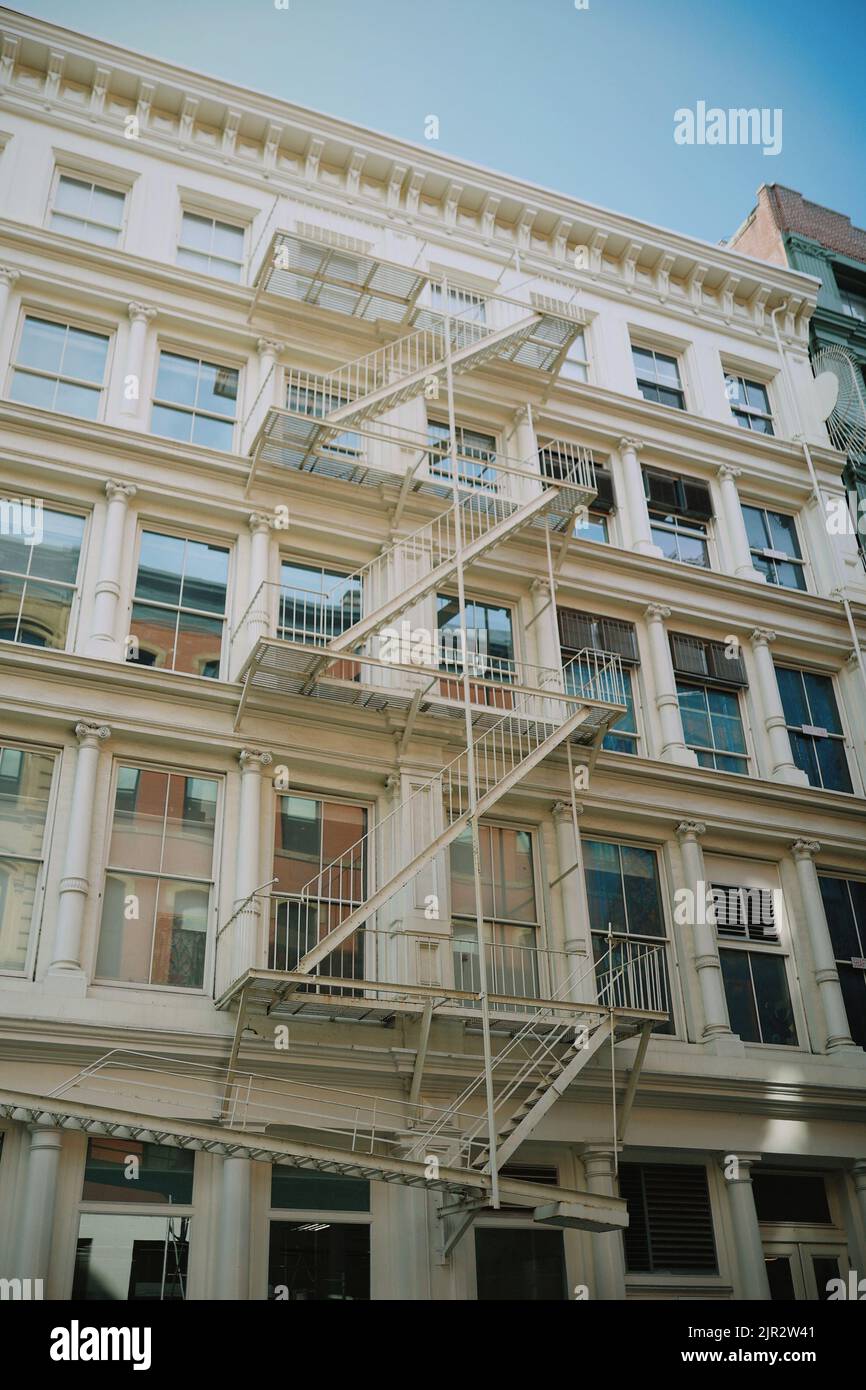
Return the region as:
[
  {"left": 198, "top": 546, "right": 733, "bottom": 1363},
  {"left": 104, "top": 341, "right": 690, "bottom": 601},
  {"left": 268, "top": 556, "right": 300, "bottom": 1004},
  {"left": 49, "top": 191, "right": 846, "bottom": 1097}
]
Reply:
[{"left": 257, "top": 231, "right": 429, "bottom": 324}]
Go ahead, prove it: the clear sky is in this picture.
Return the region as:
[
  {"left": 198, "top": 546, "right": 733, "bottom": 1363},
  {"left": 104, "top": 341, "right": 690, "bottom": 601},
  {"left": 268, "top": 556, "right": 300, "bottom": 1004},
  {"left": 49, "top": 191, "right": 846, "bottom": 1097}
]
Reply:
[{"left": 10, "top": 0, "right": 866, "bottom": 246}]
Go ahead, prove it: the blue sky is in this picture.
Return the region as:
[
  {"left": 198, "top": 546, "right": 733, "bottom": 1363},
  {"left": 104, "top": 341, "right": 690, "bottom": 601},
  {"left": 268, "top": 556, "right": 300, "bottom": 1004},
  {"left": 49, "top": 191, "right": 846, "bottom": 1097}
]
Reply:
[{"left": 13, "top": 0, "right": 866, "bottom": 246}]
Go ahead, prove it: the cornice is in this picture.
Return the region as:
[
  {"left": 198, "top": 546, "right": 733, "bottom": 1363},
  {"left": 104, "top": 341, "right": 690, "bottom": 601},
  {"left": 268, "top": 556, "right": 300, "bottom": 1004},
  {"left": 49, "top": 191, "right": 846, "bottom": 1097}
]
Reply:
[{"left": 0, "top": 9, "right": 819, "bottom": 347}]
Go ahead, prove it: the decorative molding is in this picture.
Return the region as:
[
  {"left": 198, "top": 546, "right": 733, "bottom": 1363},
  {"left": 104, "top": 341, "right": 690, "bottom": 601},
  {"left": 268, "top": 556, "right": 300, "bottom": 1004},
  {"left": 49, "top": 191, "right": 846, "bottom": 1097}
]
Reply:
[
  {"left": 105, "top": 480, "right": 137, "bottom": 503},
  {"left": 73, "top": 721, "right": 111, "bottom": 744}
]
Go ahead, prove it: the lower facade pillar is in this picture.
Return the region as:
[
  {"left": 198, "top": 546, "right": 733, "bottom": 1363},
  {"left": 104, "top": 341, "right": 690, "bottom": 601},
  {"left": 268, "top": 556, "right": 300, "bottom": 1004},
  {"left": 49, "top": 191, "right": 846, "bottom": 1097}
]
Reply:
[
  {"left": 13, "top": 1123, "right": 63, "bottom": 1283},
  {"left": 214, "top": 1156, "right": 252, "bottom": 1300},
  {"left": 720, "top": 1153, "right": 771, "bottom": 1300},
  {"left": 582, "top": 1145, "right": 627, "bottom": 1300}
]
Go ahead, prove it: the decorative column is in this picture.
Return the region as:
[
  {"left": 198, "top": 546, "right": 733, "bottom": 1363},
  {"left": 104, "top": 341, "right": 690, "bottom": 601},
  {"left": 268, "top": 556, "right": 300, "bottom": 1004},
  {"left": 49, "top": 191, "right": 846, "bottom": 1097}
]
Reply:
[
  {"left": 14, "top": 1123, "right": 64, "bottom": 1283},
  {"left": 618, "top": 438, "right": 661, "bottom": 557},
  {"left": 552, "top": 802, "right": 593, "bottom": 1000},
  {"left": 231, "top": 750, "right": 273, "bottom": 981},
  {"left": 790, "top": 840, "right": 860, "bottom": 1056},
  {"left": 719, "top": 1154, "right": 771, "bottom": 1300},
  {"left": 122, "top": 303, "right": 156, "bottom": 417},
  {"left": 717, "top": 466, "right": 764, "bottom": 582},
  {"left": 213, "top": 1156, "right": 252, "bottom": 1300},
  {"left": 243, "top": 513, "right": 273, "bottom": 660},
  {"left": 529, "top": 578, "right": 562, "bottom": 684},
  {"left": 749, "top": 630, "right": 809, "bottom": 785},
  {"left": 675, "top": 821, "right": 735, "bottom": 1045},
  {"left": 582, "top": 1147, "right": 626, "bottom": 1300},
  {"left": 510, "top": 406, "right": 541, "bottom": 504},
  {"left": 0, "top": 266, "right": 21, "bottom": 339},
  {"left": 47, "top": 722, "right": 111, "bottom": 987},
  {"left": 86, "top": 481, "right": 137, "bottom": 658},
  {"left": 644, "top": 605, "right": 697, "bottom": 765},
  {"left": 245, "top": 338, "right": 284, "bottom": 451}
]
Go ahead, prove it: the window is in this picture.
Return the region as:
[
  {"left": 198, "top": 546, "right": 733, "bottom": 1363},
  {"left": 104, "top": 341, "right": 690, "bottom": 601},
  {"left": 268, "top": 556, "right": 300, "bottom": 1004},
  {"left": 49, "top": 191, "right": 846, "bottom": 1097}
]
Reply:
[
  {"left": 582, "top": 839, "right": 672, "bottom": 1027},
  {"left": 818, "top": 876, "right": 866, "bottom": 1048},
  {"left": 287, "top": 382, "right": 360, "bottom": 456},
  {"left": 95, "top": 767, "right": 218, "bottom": 989},
  {"left": 127, "top": 531, "right": 228, "bottom": 679},
  {"left": 558, "top": 329, "right": 589, "bottom": 383},
  {"left": 50, "top": 174, "right": 125, "bottom": 247},
  {"left": 151, "top": 351, "right": 238, "bottom": 451},
  {"left": 752, "top": 1172, "right": 832, "bottom": 1225},
  {"left": 742, "top": 505, "right": 806, "bottom": 589},
  {"left": 574, "top": 511, "right": 609, "bottom": 543},
  {"left": 436, "top": 594, "right": 514, "bottom": 704},
  {"left": 430, "top": 282, "right": 486, "bottom": 323},
  {"left": 428, "top": 420, "right": 497, "bottom": 488},
  {"left": 775, "top": 667, "right": 853, "bottom": 794},
  {"left": 10, "top": 316, "right": 109, "bottom": 420},
  {"left": 271, "top": 794, "right": 368, "bottom": 976},
  {"left": 177, "top": 211, "right": 244, "bottom": 282},
  {"left": 0, "top": 504, "right": 85, "bottom": 649},
  {"left": 451, "top": 824, "right": 541, "bottom": 1000},
  {"left": 475, "top": 1227, "right": 567, "bottom": 1300},
  {"left": 676, "top": 683, "right": 748, "bottom": 773},
  {"left": 0, "top": 744, "right": 55, "bottom": 972},
  {"left": 718, "top": 949, "right": 797, "bottom": 1046},
  {"left": 727, "top": 375, "right": 775, "bottom": 434},
  {"left": 632, "top": 345, "right": 685, "bottom": 409},
  {"left": 643, "top": 469, "right": 713, "bottom": 567},
  {"left": 837, "top": 278, "right": 866, "bottom": 322},
  {"left": 618, "top": 1163, "right": 717, "bottom": 1274},
  {"left": 278, "top": 560, "right": 362, "bottom": 646},
  {"left": 558, "top": 609, "right": 640, "bottom": 754},
  {"left": 269, "top": 1170, "right": 370, "bottom": 1301},
  {"left": 82, "top": 1136, "right": 195, "bottom": 1204},
  {"left": 540, "top": 447, "right": 615, "bottom": 540}
]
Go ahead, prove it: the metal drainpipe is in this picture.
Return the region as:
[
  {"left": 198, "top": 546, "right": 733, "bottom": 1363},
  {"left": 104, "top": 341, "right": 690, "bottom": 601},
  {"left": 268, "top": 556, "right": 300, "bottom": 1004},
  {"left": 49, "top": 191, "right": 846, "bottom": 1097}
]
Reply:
[{"left": 769, "top": 302, "right": 866, "bottom": 710}]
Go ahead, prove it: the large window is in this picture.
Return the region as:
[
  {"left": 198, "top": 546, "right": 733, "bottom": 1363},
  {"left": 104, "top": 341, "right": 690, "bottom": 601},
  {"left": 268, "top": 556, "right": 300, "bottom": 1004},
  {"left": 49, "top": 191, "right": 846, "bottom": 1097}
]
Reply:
[
  {"left": 0, "top": 504, "right": 85, "bottom": 649},
  {"left": 670, "top": 633, "right": 750, "bottom": 773},
  {"left": 277, "top": 560, "right": 362, "bottom": 646},
  {"left": 475, "top": 1227, "right": 566, "bottom": 1300},
  {"left": 558, "top": 609, "right": 640, "bottom": 754},
  {"left": 451, "top": 824, "right": 541, "bottom": 999},
  {"left": 0, "top": 744, "right": 55, "bottom": 972},
  {"left": 643, "top": 468, "right": 713, "bottom": 568},
  {"left": 269, "top": 1168, "right": 370, "bottom": 1301},
  {"left": 10, "top": 316, "right": 109, "bottom": 420},
  {"left": 818, "top": 876, "right": 866, "bottom": 1049},
  {"left": 558, "top": 329, "right": 590, "bottom": 383},
  {"left": 727, "top": 375, "right": 775, "bottom": 434},
  {"left": 428, "top": 419, "right": 498, "bottom": 488},
  {"left": 632, "top": 345, "right": 685, "bottom": 409},
  {"left": 271, "top": 794, "right": 367, "bottom": 977},
  {"left": 742, "top": 505, "right": 806, "bottom": 590},
  {"left": 151, "top": 351, "right": 238, "bottom": 451},
  {"left": 127, "top": 531, "right": 229, "bottom": 679},
  {"left": 50, "top": 174, "right": 125, "bottom": 247},
  {"left": 714, "top": 881, "right": 797, "bottom": 1045},
  {"left": 95, "top": 766, "right": 218, "bottom": 989},
  {"left": 436, "top": 593, "right": 514, "bottom": 695},
  {"left": 619, "top": 1163, "right": 717, "bottom": 1274},
  {"left": 286, "top": 382, "right": 361, "bottom": 456},
  {"left": 775, "top": 667, "right": 853, "bottom": 794},
  {"left": 177, "top": 211, "right": 244, "bottom": 282},
  {"left": 582, "top": 838, "right": 672, "bottom": 1026}
]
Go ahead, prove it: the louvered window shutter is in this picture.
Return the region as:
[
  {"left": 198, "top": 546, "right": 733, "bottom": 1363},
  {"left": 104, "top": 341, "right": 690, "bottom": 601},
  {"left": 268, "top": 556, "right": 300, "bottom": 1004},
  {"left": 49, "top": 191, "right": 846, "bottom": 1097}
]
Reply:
[
  {"left": 619, "top": 1163, "right": 717, "bottom": 1273},
  {"left": 711, "top": 884, "right": 777, "bottom": 941}
]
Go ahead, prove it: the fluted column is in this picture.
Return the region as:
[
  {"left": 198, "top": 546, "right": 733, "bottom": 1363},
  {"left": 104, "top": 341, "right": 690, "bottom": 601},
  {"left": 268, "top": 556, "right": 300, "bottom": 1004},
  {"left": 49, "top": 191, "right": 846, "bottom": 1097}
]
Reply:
[
  {"left": 232, "top": 749, "right": 273, "bottom": 980},
  {"left": 644, "top": 604, "right": 697, "bottom": 765},
  {"left": 122, "top": 303, "right": 156, "bottom": 417},
  {"left": 717, "top": 466, "right": 764, "bottom": 582},
  {"left": 14, "top": 1123, "right": 63, "bottom": 1284},
  {"left": 86, "top": 481, "right": 137, "bottom": 658},
  {"left": 0, "top": 266, "right": 21, "bottom": 340},
  {"left": 720, "top": 1154, "right": 771, "bottom": 1300},
  {"left": 47, "top": 722, "right": 111, "bottom": 983},
  {"left": 749, "top": 630, "right": 809, "bottom": 785},
  {"left": 552, "top": 801, "right": 592, "bottom": 1000},
  {"left": 675, "top": 821, "right": 733, "bottom": 1042},
  {"left": 790, "top": 840, "right": 860, "bottom": 1056},
  {"left": 214, "top": 1156, "right": 252, "bottom": 1299},
  {"left": 583, "top": 1147, "right": 626, "bottom": 1299},
  {"left": 618, "top": 438, "right": 661, "bottom": 556}
]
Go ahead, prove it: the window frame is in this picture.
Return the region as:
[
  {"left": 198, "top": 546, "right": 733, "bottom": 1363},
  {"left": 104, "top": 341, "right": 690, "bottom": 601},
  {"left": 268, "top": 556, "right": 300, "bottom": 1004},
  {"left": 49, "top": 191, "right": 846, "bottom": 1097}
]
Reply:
[
  {"left": 267, "top": 1176, "right": 373, "bottom": 1301},
  {"left": 631, "top": 343, "right": 686, "bottom": 411},
  {"left": 0, "top": 738, "right": 60, "bottom": 979},
  {"left": 741, "top": 503, "right": 808, "bottom": 590},
  {"left": 149, "top": 345, "right": 241, "bottom": 453},
  {"left": 276, "top": 556, "right": 363, "bottom": 647},
  {"left": 126, "top": 522, "right": 233, "bottom": 681},
  {"left": 46, "top": 167, "right": 129, "bottom": 249},
  {"left": 558, "top": 327, "right": 591, "bottom": 384},
  {"left": 675, "top": 678, "right": 751, "bottom": 775},
  {"left": 817, "top": 873, "right": 866, "bottom": 1049},
  {"left": 176, "top": 206, "right": 247, "bottom": 283},
  {"left": 8, "top": 310, "right": 113, "bottom": 423},
  {"left": 427, "top": 418, "right": 499, "bottom": 490},
  {"left": 648, "top": 508, "right": 713, "bottom": 568},
  {"left": 774, "top": 665, "right": 855, "bottom": 795},
  {"left": 725, "top": 372, "right": 776, "bottom": 435},
  {"left": 0, "top": 494, "right": 89, "bottom": 654},
  {"left": 435, "top": 589, "right": 518, "bottom": 692},
  {"left": 92, "top": 757, "right": 223, "bottom": 994}
]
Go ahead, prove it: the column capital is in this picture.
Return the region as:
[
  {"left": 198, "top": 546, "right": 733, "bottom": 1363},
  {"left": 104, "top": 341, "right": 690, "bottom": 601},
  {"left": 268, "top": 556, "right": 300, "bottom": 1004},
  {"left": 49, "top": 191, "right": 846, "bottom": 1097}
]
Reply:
[
  {"left": 717, "top": 463, "right": 743, "bottom": 482},
  {"left": 552, "top": 799, "right": 583, "bottom": 822},
  {"left": 579, "top": 1144, "right": 618, "bottom": 1178},
  {"left": 530, "top": 576, "right": 551, "bottom": 597},
  {"left": 105, "top": 479, "right": 137, "bottom": 504},
  {"left": 248, "top": 512, "right": 272, "bottom": 535},
  {"left": 618, "top": 436, "right": 644, "bottom": 454},
  {"left": 645, "top": 602, "right": 671, "bottom": 621},
  {"left": 851, "top": 1161, "right": 866, "bottom": 1192},
  {"left": 127, "top": 301, "right": 157, "bottom": 324},
  {"left": 717, "top": 1151, "right": 762, "bottom": 1181},
  {"left": 0, "top": 266, "right": 21, "bottom": 287},
  {"left": 238, "top": 749, "right": 273, "bottom": 773},
  {"left": 676, "top": 820, "right": 706, "bottom": 842},
  {"left": 791, "top": 838, "right": 821, "bottom": 861},
  {"left": 845, "top": 648, "right": 860, "bottom": 669},
  {"left": 73, "top": 721, "right": 111, "bottom": 746},
  {"left": 750, "top": 627, "right": 777, "bottom": 648},
  {"left": 257, "top": 337, "right": 285, "bottom": 357}
]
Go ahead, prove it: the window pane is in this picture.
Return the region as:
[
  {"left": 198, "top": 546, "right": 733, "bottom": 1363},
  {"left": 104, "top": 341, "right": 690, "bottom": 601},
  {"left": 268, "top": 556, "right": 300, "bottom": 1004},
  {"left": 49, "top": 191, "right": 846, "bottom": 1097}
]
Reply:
[
  {"left": 803, "top": 673, "right": 842, "bottom": 734},
  {"left": 181, "top": 212, "right": 213, "bottom": 252},
  {"left": 155, "top": 352, "right": 199, "bottom": 407},
  {"left": 838, "top": 965, "right": 866, "bottom": 1048},
  {"left": 211, "top": 220, "right": 244, "bottom": 260},
  {"left": 720, "top": 950, "right": 760, "bottom": 1041},
  {"left": 742, "top": 505, "right": 768, "bottom": 550},
  {"left": 191, "top": 413, "right": 234, "bottom": 451},
  {"left": 196, "top": 362, "right": 238, "bottom": 417},
  {"left": 745, "top": 380, "right": 770, "bottom": 412},
  {"left": 271, "top": 1168, "right": 370, "bottom": 1211},
  {"left": 109, "top": 767, "right": 168, "bottom": 872},
  {"left": 752, "top": 1172, "right": 831, "bottom": 1224},
  {"left": 584, "top": 839, "right": 626, "bottom": 933},
  {"left": 174, "top": 610, "right": 223, "bottom": 677},
  {"left": 475, "top": 1227, "right": 566, "bottom": 1300},
  {"left": 789, "top": 730, "right": 821, "bottom": 787},
  {"left": 274, "top": 795, "right": 321, "bottom": 894},
  {"left": 621, "top": 844, "right": 664, "bottom": 936},
  {"left": 96, "top": 871, "right": 160, "bottom": 981},
  {"left": 17, "top": 317, "right": 65, "bottom": 373},
  {"left": 178, "top": 541, "right": 228, "bottom": 615},
  {"left": 493, "top": 826, "right": 536, "bottom": 921},
  {"left": 775, "top": 667, "right": 808, "bottom": 726},
  {"left": 135, "top": 532, "right": 185, "bottom": 605},
  {"left": 815, "top": 737, "right": 853, "bottom": 794},
  {"left": 819, "top": 877, "right": 860, "bottom": 959},
  {"left": 82, "top": 1137, "right": 195, "bottom": 1203},
  {"left": 73, "top": 1214, "right": 190, "bottom": 1301},
  {"left": 750, "top": 952, "right": 797, "bottom": 1045},
  {"left": 678, "top": 683, "right": 711, "bottom": 747},
  {"left": 10, "top": 369, "right": 56, "bottom": 410},
  {"left": 707, "top": 687, "right": 746, "bottom": 754},
  {"left": 268, "top": 1221, "right": 369, "bottom": 1300},
  {"left": 54, "top": 379, "right": 101, "bottom": 419},
  {"left": 18, "top": 579, "right": 74, "bottom": 649},
  {"left": 161, "top": 774, "right": 217, "bottom": 878},
  {"left": 151, "top": 402, "right": 193, "bottom": 443},
  {"left": 129, "top": 602, "right": 177, "bottom": 670},
  {"left": 0, "top": 859, "right": 41, "bottom": 971},
  {"left": 766, "top": 511, "right": 800, "bottom": 557},
  {"left": 62, "top": 327, "right": 109, "bottom": 383},
  {"left": 55, "top": 176, "right": 92, "bottom": 215},
  {"left": 151, "top": 879, "right": 209, "bottom": 987},
  {"left": 30, "top": 509, "right": 85, "bottom": 584},
  {"left": 90, "top": 185, "right": 125, "bottom": 227}
]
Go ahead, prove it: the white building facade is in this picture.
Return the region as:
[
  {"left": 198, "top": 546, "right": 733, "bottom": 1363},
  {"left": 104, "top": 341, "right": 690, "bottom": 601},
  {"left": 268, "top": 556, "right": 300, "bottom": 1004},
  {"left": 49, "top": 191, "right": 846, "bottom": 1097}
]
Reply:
[{"left": 0, "top": 9, "right": 865, "bottom": 1302}]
